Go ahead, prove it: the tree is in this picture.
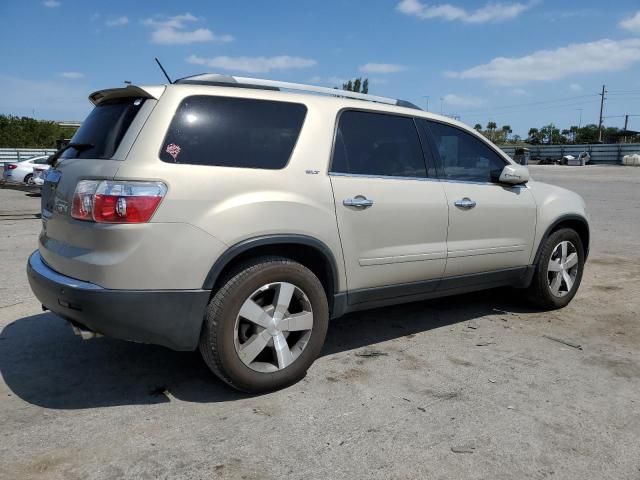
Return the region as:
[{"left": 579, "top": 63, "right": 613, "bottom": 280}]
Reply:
[
  {"left": 474, "top": 123, "right": 482, "bottom": 131},
  {"left": 342, "top": 77, "right": 369, "bottom": 93},
  {"left": 0, "top": 115, "right": 77, "bottom": 148},
  {"left": 569, "top": 125, "right": 579, "bottom": 143},
  {"left": 486, "top": 122, "right": 497, "bottom": 140},
  {"left": 527, "top": 128, "right": 540, "bottom": 144},
  {"left": 501, "top": 125, "right": 512, "bottom": 143}
]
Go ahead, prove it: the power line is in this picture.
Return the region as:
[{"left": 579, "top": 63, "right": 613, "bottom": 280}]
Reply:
[
  {"left": 460, "top": 99, "right": 600, "bottom": 119},
  {"left": 455, "top": 93, "right": 598, "bottom": 115}
]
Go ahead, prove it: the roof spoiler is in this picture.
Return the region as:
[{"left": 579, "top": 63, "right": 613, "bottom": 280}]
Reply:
[{"left": 88, "top": 85, "right": 166, "bottom": 106}]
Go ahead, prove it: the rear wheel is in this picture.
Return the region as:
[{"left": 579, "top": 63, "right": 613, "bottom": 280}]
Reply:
[
  {"left": 527, "top": 228, "right": 584, "bottom": 309},
  {"left": 199, "top": 256, "right": 329, "bottom": 393},
  {"left": 24, "top": 174, "right": 33, "bottom": 185}
]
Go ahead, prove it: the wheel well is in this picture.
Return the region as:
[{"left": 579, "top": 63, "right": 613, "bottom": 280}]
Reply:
[
  {"left": 211, "top": 242, "right": 336, "bottom": 310},
  {"left": 547, "top": 218, "right": 590, "bottom": 259}
]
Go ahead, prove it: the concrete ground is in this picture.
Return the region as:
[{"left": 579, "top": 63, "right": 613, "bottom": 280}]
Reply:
[{"left": 1, "top": 165, "right": 639, "bottom": 480}]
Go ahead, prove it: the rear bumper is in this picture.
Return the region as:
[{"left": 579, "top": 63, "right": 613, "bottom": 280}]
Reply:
[{"left": 27, "top": 250, "right": 209, "bottom": 351}]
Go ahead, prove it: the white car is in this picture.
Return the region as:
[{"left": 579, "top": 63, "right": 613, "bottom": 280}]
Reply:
[
  {"left": 2, "top": 156, "right": 50, "bottom": 184},
  {"left": 32, "top": 166, "right": 49, "bottom": 186}
]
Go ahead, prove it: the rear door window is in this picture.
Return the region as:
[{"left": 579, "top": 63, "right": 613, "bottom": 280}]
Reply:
[
  {"left": 61, "top": 98, "right": 146, "bottom": 159},
  {"left": 159, "top": 95, "right": 307, "bottom": 169},
  {"left": 331, "top": 110, "right": 427, "bottom": 178}
]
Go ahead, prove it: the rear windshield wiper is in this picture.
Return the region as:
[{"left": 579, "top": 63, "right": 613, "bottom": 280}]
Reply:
[{"left": 47, "top": 143, "right": 94, "bottom": 166}]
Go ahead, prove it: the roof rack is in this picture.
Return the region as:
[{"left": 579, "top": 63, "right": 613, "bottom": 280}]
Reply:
[{"left": 174, "top": 73, "right": 421, "bottom": 110}]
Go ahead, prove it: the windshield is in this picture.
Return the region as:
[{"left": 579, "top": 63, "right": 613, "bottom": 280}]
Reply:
[{"left": 61, "top": 97, "right": 146, "bottom": 159}]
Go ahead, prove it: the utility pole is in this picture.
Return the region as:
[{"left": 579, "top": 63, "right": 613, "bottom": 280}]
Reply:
[
  {"left": 576, "top": 108, "right": 582, "bottom": 129},
  {"left": 598, "top": 84, "right": 606, "bottom": 143},
  {"left": 422, "top": 95, "right": 430, "bottom": 112},
  {"left": 624, "top": 114, "right": 629, "bottom": 143}
]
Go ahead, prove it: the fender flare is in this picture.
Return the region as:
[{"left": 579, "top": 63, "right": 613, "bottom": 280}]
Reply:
[
  {"left": 532, "top": 214, "right": 590, "bottom": 265},
  {"left": 202, "top": 234, "right": 340, "bottom": 292}
]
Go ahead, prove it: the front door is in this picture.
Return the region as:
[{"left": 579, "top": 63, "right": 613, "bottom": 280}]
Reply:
[
  {"left": 329, "top": 110, "right": 449, "bottom": 298},
  {"left": 420, "top": 119, "right": 537, "bottom": 277}
]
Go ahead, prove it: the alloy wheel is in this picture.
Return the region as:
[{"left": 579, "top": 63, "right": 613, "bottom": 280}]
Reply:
[
  {"left": 547, "top": 240, "right": 579, "bottom": 297},
  {"left": 234, "top": 282, "right": 313, "bottom": 373}
]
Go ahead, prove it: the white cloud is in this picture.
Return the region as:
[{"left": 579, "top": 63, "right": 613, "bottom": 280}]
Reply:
[
  {"left": 59, "top": 72, "right": 84, "bottom": 79},
  {"left": 143, "top": 13, "right": 198, "bottom": 29},
  {"left": 620, "top": 11, "right": 640, "bottom": 34},
  {"left": 359, "top": 63, "right": 405, "bottom": 74},
  {"left": 187, "top": 55, "right": 317, "bottom": 73},
  {"left": 448, "top": 38, "right": 640, "bottom": 85},
  {"left": 397, "top": 0, "right": 533, "bottom": 23},
  {"left": 42, "top": 0, "right": 61, "bottom": 7},
  {"left": 443, "top": 94, "right": 486, "bottom": 107},
  {"left": 569, "top": 83, "right": 582, "bottom": 92},
  {"left": 105, "top": 16, "right": 129, "bottom": 27},
  {"left": 152, "top": 28, "right": 222, "bottom": 45},
  {"left": 143, "top": 13, "right": 233, "bottom": 45}
]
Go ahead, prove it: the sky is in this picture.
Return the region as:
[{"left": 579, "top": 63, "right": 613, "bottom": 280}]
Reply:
[{"left": 1, "top": 0, "right": 640, "bottom": 137}]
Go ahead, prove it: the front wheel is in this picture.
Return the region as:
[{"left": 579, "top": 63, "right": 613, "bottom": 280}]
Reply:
[
  {"left": 527, "top": 228, "right": 585, "bottom": 309},
  {"left": 199, "top": 256, "right": 329, "bottom": 393}
]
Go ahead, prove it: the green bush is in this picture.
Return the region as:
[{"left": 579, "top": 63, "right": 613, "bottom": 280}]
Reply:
[{"left": 0, "top": 115, "right": 78, "bottom": 148}]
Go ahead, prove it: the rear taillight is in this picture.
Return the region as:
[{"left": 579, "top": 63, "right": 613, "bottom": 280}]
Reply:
[
  {"left": 6, "top": 164, "right": 17, "bottom": 170},
  {"left": 71, "top": 180, "right": 167, "bottom": 223}
]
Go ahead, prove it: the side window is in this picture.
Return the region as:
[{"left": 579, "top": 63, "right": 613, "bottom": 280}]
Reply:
[
  {"left": 331, "top": 110, "right": 427, "bottom": 178},
  {"left": 33, "top": 158, "right": 48, "bottom": 164},
  {"left": 160, "top": 96, "right": 307, "bottom": 169},
  {"left": 426, "top": 121, "right": 506, "bottom": 182}
]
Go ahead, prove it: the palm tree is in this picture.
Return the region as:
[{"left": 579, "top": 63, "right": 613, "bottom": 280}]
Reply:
[
  {"left": 569, "top": 125, "right": 579, "bottom": 143},
  {"left": 501, "top": 125, "right": 512, "bottom": 142},
  {"left": 474, "top": 123, "right": 482, "bottom": 131},
  {"left": 486, "top": 122, "right": 497, "bottom": 140}
]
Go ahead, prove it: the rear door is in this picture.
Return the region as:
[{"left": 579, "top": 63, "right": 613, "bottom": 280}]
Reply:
[
  {"left": 329, "top": 110, "right": 449, "bottom": 300},
  {"left": 418, "top": 119, "right": 537, "bottom": 278}
]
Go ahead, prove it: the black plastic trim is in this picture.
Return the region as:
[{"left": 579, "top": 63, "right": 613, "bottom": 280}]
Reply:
[
  {"left": 27, "top": 252, "right": 209, "bottom": 351},
  {"left": 202, "top": 234, "right": 341, "bottom": 293},
  {"left": 532, "top": 214, "right": 590, "bottom": 264},
  {"left": 339, "top": 266, "right": 531, "bottom": 315}
]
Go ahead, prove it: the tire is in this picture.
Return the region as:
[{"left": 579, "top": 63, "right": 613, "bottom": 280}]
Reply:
[
  {"left": 527, "top": 228, "right": 585, "bottom": 309},
  {"left": 24, "top": 174, "right": 33, "bottom": 185},
  {"left": 199, "top": 256, "right": 329, "bottom": 393}
]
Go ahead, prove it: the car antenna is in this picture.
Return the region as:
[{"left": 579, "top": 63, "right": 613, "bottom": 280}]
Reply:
[{"left": 154, "top": 57, "right": 173, "bottom": 84}]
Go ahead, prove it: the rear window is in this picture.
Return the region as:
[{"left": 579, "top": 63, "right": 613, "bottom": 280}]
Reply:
[
  {"left": 159, "top": 95, "right": 307, "bottom": 169},
  {"left": 61, "top": 97, "right": 146, "bottom": 160},
  {"left": 331, "top": 110, "right": 427, "bottom": 178}
]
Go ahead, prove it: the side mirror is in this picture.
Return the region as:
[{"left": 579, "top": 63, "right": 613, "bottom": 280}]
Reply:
[{"left": 491, "top": 164, "right": 529, "bottom": 185}]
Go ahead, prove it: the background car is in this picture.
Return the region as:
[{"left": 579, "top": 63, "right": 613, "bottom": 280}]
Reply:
[
  {"left": 32, "top": 166, "right": 49, "bottom": 187},
  {"left": 2, "top": 155, "right": 50, "bottom": 184}
]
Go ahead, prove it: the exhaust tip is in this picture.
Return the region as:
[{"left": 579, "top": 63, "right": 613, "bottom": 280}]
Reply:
[{"left": 69, "top": 322, "right": 102, "bottom": 340}]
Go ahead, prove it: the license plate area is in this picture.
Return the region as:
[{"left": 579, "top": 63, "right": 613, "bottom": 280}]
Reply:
[{"left": 42, "top": 169, "right": 62, "bottom": 218}]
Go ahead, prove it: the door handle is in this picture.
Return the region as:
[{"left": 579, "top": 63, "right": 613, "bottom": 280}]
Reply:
[
  {"left": 343, "top": 195, "right": 374, "bottom": 209},
  {"left": 454, "top": 197, "right": 476, "bottom": 209}
]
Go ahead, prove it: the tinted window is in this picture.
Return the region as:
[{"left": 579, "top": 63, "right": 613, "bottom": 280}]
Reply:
[
  {"left": 331, "top": 111, "right": 426, "bottom": 178},
  {"left": 160, "top": 96, "right": 306, "bottom": 169},
  {"left": 61, "top": 98, "right": 146, "bottom": 159},
  {"left": 426, "top": 121, "right": 506, "bottom": 182}
]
